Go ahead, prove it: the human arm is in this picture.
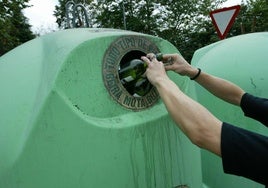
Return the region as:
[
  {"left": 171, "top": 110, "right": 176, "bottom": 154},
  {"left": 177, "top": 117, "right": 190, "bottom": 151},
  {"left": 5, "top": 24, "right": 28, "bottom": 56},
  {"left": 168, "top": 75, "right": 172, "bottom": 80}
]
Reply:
[
  {"left": 141, "top": 55, "right": 223, "bottom": 156},
  {"left": 162, "top": 53, "right": 246, "bottom": 106}
]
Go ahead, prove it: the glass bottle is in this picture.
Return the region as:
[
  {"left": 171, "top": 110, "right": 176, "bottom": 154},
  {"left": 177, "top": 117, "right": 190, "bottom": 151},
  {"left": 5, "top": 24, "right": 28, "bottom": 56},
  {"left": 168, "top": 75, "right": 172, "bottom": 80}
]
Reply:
[{"left": 119, "top": 59, "right": 147, "bottom": 84}]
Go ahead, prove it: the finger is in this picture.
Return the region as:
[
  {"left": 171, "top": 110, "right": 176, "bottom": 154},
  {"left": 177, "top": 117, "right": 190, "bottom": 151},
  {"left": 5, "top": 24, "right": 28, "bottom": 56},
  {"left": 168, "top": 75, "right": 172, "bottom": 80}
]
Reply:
[
  {"left": 163, "top": 53, "right": 179, "bottom": 61},
  {"left": 146, "top": 53, "right": 156, "bottom": 61},
  {"left": 141, "top": 56, "right": 151, "bottom": 66},
  {"left": 151, "top": 56, "right": 159, "bottom": 63},
  {"left": 164, "top": 64, "right": 173, "bottom": 71}
]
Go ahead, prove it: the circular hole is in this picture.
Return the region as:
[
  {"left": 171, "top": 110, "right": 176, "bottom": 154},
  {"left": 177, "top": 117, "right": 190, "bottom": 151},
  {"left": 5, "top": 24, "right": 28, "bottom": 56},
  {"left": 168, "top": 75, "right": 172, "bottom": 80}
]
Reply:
[
  {"left": 118, "top": 50, "right": 153, "bottom": 97},
  {"left": 119, "top": 50, "right": 146, "bottom": 69}
]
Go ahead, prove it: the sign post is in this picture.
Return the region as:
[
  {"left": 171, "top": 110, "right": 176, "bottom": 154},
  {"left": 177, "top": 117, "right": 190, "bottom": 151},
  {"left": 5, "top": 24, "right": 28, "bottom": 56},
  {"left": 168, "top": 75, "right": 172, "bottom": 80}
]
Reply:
[{"left": 210, "top": 5, "right": 241, "bottom": 40}]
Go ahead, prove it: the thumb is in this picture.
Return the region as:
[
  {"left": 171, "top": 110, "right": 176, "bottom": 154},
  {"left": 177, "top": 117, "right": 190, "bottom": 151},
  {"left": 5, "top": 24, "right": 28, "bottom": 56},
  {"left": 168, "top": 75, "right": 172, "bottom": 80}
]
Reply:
[{"left": 164, "top": 64, "right": 174, "bottom": 71}]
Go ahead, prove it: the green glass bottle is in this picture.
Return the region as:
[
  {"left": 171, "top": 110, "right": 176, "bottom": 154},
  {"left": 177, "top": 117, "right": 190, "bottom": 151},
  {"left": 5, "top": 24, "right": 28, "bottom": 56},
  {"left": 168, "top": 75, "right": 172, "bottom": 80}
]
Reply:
[
  {"left": 122, "top": 80, "right": 136, "bottom": 95},
  {"left": 156, "top": 53, "right": 163, "bottom": 61},
  {"left": 119, "top": 59, "right": 147, "bottom": 84},
  {"left": 156, "top": 53, "right": 174, "bottom": 65},
  {"left": 118, "top": 54, "right": 172, "bottom": 84},
  {"left": 133, "top": 78, "right": 152, "bottom": 97},
  {"left": 122, "top": 78, "right": 152, "bottom": 97}
]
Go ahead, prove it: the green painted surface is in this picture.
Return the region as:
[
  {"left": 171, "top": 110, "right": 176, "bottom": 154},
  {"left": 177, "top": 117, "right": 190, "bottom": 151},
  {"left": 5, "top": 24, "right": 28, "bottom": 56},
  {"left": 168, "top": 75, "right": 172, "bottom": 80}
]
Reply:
[
  {"left": 0, "top": 29, "right": 202, "bottom": 188},
  {"left": 2, "top": 28, "right": 267, "bottom": 188},
  {"left": 190, "top": 32, "right": 268, "bottom": 188}
]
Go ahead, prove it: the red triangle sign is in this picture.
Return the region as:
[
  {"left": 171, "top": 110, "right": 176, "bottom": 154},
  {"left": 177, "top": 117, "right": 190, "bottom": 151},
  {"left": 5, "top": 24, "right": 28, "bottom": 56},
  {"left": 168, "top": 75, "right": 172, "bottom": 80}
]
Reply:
[{"left": 210, "top": 5, "right": 241, "bottom": 40}]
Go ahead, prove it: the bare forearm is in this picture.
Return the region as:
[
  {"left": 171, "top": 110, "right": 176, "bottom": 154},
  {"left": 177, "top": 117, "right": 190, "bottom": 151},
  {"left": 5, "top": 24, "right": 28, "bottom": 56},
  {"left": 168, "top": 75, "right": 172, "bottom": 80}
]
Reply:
[
  {"left": 163, "top": 53, "right": 245, "bottom": 106},
  {"left": 142, "top": 54, "right": 222, "bottom": 156},
  {"left": 155, "top": 78, "right": 222, "bottom": 156},
  {"left": 194, "top": 72, "right": 245, "bottom": 106},
  {"left": 184, "top": 67, "right": 245, "bottom": 106}
]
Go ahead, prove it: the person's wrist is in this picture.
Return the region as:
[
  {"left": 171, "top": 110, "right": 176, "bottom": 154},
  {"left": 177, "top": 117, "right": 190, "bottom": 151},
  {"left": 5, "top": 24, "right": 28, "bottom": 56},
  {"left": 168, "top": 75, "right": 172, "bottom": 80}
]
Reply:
[
  {"left": 185, "top": 67, "right": 200, "bottom": 79},
  {"left": 190, "top": 68, "right": 201, "bottom": 80},
  {"left": 153, "top": 75, "right": 170, "bottom": 89}
]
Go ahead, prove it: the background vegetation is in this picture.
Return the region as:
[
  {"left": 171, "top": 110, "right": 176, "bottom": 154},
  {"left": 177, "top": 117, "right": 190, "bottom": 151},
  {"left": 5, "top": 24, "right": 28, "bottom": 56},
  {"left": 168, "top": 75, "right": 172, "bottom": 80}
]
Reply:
[
  {"left": 0, "top": 0, "right": 267, "bottom": 59},
  {"left": 0, "top": 0, "right": 35, "bottom": 56}
]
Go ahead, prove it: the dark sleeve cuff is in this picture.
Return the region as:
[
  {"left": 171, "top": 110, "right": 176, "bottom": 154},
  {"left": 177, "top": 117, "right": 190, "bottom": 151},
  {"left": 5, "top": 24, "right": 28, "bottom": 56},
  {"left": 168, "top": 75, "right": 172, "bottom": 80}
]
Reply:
[{"left": 240, "top": 93, "right": 268, "bottom": 127}]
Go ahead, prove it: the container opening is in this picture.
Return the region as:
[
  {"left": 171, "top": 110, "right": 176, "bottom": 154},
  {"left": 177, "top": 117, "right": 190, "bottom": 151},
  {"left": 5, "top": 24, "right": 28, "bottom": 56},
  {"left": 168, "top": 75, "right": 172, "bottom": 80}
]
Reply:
[
  {"left": 118, "top": 50, "right": 153, "bottom": 97},
  {"left": 119, "top": 50, "right": 146, "bottom": 69}
]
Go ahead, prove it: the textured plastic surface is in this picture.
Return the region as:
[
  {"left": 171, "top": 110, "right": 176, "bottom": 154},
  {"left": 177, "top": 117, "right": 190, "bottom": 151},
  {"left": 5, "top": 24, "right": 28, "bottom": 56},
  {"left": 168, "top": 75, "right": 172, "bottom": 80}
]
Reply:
[
  {"left": 0, "top": 29, "right": 202, "bottom": 188},
  {"left": 190, "top": 32, "right": 268, "bottom": 188}
]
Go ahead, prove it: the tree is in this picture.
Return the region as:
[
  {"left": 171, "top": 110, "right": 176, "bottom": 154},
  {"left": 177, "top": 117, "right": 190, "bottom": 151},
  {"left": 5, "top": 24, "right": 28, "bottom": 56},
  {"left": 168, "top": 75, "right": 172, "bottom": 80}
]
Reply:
[
  {"left": 88, "top": 0, "right": 159, "bottom": 35},
  {"left": 230, "top": 0, "right": 268, "bottom": 36},
  {"left": 54, "top": 0, "right": 267, "bottom": 61},
  {"left": 0, "top": 0, "right": 35, "bottom": 56},
  {"left": 87, "top": 0, "right": 226, "bottom": 60},
  {"left": 54, "top": 0, "right": 93, "bottom": 29},
  {"left": 156, "top": 0, "right": 226, "bottom": 61}
]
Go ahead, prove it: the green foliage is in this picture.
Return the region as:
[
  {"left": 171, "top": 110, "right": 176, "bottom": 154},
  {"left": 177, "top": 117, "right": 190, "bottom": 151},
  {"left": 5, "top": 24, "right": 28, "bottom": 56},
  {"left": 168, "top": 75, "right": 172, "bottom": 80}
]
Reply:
[
  {"left": 54, "top": 0, "right": 68, "bottom": 29},
  {"left": 0, "top": 0, "right": 35, "bottom": 56},
  {"left": 230, "top": 0, "right": 268, "bottom": 37},
  {"left": 155, "top": 0, "right": 226, "bottom": 61},
  {"left": 88, "top": 0, "right": 227, "bottom": 61},
  {"left": 54, "top": 0, "right": 268, "bottom": 61},
  {"left": 55, "top": 0, "right": 93, "bottom": 29}
]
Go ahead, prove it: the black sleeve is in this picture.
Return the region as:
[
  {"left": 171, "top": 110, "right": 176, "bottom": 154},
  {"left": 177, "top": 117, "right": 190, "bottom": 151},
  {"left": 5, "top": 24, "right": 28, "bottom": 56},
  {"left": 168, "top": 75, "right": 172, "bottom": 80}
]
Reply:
[
  {"left": 240, "top": 93, "right": 268, "bottom": 127},
  {"left": 221, "top": 122, "right": 268, "bottom": 186}
]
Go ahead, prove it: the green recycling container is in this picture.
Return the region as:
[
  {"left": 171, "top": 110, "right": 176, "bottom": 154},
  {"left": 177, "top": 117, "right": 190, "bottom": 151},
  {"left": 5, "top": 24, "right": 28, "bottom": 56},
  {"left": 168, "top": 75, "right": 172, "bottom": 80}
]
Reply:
[
  {"left": 0, "top": 29, "right": 202, "bottom": 188},
  {"left": 190, "top": 32, "right": 268, "bottom": 188}
]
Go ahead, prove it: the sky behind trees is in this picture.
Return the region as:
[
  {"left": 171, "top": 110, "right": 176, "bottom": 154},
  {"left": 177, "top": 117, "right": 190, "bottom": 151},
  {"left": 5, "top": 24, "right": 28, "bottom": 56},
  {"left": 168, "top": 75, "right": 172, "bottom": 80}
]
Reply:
[{"left": 23, "top": 0, "right": 242, "bottom": 34}]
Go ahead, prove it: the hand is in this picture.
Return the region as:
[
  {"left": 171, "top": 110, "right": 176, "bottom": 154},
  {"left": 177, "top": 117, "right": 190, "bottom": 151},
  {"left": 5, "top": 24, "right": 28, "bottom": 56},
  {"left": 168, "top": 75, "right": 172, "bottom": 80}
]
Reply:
[
  {"left": 141, "top": 54, "right": 169, "bottom": 87},
  {"left": 162, "top": 53, "right": 198, "bottom": 78}
]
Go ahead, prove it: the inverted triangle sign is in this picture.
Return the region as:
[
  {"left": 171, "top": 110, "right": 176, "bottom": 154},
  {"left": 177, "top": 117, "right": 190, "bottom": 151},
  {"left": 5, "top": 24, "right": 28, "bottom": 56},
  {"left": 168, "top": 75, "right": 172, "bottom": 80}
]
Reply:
[{"left": 210, "top": 5, "right": 241, "bottom": 39}]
